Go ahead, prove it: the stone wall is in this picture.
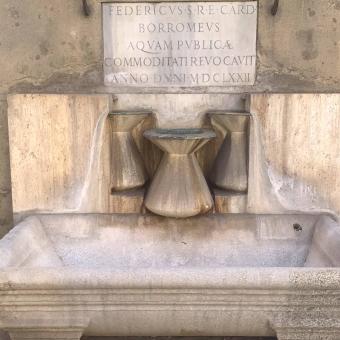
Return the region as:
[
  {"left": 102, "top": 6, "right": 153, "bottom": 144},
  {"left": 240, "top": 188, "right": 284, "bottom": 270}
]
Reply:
[
  {"left": 1, "top": 0, "right": 340, "bottom": 234},
  {"left": 1, "top": 0, "right": 340, "bottom": 94}
]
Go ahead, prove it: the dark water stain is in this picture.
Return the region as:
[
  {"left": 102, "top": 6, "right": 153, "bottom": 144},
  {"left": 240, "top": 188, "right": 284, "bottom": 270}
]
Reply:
[
  {"left": 9, "top": 6, "right": 19, "bottom": 19},
  {"left": 9, "top": 64, "right": 102, "bottom": 93},
  {"left": 296, "top": 29, "right": 319, "bottom": 60},
  {"left": 80, "top": 39, "right": 95, "bottom": 61},
  {"left": 307, "top": 8, "right": 316, "bottom": 17},
  {"left": 17, "top": 64, "right": 29, "bottom": 74},
  {"left": 39, "top": 41, "right": 49, "bottom": 56},
  {"left": 302, "top": 49, "right": 318, "bottom": 60}
]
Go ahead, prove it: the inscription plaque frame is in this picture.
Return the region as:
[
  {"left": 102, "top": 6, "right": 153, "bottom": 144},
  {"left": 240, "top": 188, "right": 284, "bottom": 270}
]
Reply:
[{"left": 103, "top": 0, "right": 258, "bottom": 93}]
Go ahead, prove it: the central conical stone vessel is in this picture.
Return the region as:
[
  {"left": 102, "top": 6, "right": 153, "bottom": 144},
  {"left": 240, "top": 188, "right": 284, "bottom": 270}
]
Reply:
[{"left": 144, "top": 128, "right": 216, "bottom": 218}]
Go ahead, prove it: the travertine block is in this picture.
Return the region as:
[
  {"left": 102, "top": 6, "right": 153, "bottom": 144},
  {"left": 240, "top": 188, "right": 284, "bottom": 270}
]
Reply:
[{"left": 249, "top": 94, "right": 340, "bottom": 215}]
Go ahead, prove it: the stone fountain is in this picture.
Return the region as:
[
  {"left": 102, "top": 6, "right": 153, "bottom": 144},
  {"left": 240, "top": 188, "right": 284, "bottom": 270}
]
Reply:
[{"left": 0, "top": 1, "right": 339, "bottom": 339}]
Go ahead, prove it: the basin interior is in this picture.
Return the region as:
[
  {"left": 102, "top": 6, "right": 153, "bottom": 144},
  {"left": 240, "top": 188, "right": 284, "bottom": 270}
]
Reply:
[{"left": 0, "top": 213, "right": 327, "bottom": 269}]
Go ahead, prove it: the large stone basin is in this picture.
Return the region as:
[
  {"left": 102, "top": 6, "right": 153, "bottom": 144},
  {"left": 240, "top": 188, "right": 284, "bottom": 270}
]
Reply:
[{"left": 0, "top": 213, "right": 340, "bottom": 340}]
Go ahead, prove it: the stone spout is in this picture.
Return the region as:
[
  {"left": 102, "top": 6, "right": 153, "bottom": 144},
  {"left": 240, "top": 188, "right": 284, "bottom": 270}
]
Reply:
[
  {"left": 210, "top": 112, "right": 250, "bottom": 192},
  {"left": 144, "top": 128, "right": 216, "bottom": 218},
  {"left": 108, "top": 111, "right": 150, "bottom": 191}
]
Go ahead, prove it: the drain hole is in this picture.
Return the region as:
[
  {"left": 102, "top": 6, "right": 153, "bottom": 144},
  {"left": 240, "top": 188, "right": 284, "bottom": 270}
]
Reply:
[{"left": 293, "top": 223, "right": 303, "bottom": 232}]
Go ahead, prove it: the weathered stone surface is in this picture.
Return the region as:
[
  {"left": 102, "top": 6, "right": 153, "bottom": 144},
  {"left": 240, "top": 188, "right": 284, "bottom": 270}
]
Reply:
[
  {"left": 7, "top": 94, "right": 111, "bottom": 214},
  {"left": 249, "top": 94, "right": 340, "bottom": 216}
]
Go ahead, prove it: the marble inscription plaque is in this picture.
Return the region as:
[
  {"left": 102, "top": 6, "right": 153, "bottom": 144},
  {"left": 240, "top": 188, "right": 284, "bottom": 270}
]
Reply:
[{"left": 103, "top": 2, "right": 257, "bottom": 88}]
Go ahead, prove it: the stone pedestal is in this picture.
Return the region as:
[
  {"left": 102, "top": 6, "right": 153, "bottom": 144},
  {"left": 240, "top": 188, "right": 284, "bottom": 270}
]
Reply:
[{"left": 144, "top": 128, "right": 215, "bottom": 218}]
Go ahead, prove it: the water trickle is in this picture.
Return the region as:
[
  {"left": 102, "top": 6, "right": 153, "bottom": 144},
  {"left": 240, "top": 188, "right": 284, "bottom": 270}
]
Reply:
[{"left": 76, "top": 110, "right": 109, "bottom": 211}]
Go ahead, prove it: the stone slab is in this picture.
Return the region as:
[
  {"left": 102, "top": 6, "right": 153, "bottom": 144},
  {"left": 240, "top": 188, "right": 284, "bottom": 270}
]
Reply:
[
  {"left": 248, "top": 94, "right": 340, "bottom": 216},
  {"left": 103, "top": 1, "right": 257, "bottom": 89}
]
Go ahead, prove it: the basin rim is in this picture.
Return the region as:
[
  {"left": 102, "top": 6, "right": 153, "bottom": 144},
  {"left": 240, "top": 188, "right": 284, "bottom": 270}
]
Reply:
[
  {"left": 1, "top": 267, "right": 340, "bottom": 290},
  {"left": 144, "top": 128, "right": 216, "bottom": 140}
]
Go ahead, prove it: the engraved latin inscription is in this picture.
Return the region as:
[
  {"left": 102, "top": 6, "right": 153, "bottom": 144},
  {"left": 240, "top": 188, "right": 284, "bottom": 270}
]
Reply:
[{"left": 103, "top": 2, "right": 257, "bottom": 88}]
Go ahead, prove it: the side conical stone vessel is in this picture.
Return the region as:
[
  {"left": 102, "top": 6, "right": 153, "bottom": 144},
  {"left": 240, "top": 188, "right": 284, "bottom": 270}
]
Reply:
[
  {"left": 144, "top": 128, "right": 216, "bottom": 218},
  {"left": 210, "top": 112, "right": 250, "bottom": 192},
  {"left": 109, "top": 111, "right": 150, "bottom": 191}
]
